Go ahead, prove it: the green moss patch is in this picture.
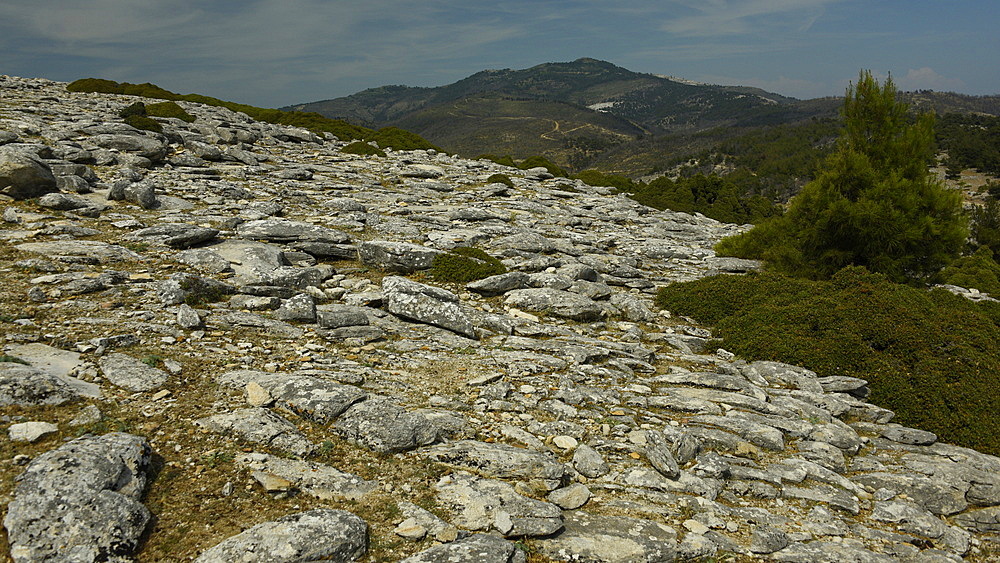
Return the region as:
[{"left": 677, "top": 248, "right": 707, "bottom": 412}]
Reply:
[{"left": 430, "top": 247, "right": 506, "bottom": 283}]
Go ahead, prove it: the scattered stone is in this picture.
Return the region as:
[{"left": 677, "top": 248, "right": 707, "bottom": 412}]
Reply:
[
  {"left": 8, "top": 421, "right": 59, "bottom": 442},
  {"left": 194, "top": 509, "right": 368, "bottom": 563},
  {"left": 98, "top": 353, "right": 169, "bottom": 392},
  {"left": 237, "top": 453, "right": 378, "bottom": 500}
]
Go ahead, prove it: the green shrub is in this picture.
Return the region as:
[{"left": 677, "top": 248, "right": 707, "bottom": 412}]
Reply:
[
  {"left": 656, "top": 267, "right": 1000, "bottom": 455},
  {"left": 572, "top": 169, "right": 636, "bottom": 191},
  {"left": 430, "top": 247, "right": 507, "bottom": 283},
  {"left": 124, "top": 114, "right": 163, "bottom": 133},
  {"left": 940, "top": 246, "right": 1000, "bottom": 295},
  {"left": 477, "top": 154, "right": 517, "bottom": 168},
  {"left": 518, "top": 155, "right": 567, "bottom": 177},
  {"left": 486, "top": 173, "right": 514, "bottom": 188},
  {"left": 369, "top": 127, "right": 440, "bottom": 151},
  {"left": 145, "top": 101, "right": 196, "bottom": 122},
  {"left": 118, "top": 101, "right": 147, "bottom": 118},
  {"left": 340, "top": 141, "right": 386, "bottom": 157}
]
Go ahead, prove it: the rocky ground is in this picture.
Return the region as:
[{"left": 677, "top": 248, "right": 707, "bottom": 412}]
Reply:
[{"left": 2, "top": 74, "right": 1000, "bottom": 562}]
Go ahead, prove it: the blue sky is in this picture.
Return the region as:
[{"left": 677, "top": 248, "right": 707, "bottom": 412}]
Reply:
[{"left": 1, "top": 0, "right": 997, "bottom": 108}]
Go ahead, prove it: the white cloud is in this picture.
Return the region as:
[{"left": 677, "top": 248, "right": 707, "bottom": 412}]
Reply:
[
  {"left": 660, "top": 0, "right": 840, "bottom": 37},
  {"left": 894, "top": 67, "right": 966, "bottom": 93}
]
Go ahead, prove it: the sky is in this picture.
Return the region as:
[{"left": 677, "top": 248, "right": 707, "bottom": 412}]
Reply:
[{"left": 1, "top": 0, "right": 997, "bottom": 109}]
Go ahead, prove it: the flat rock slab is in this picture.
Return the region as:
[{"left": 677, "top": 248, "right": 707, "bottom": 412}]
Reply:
[
  {"left": 382, "top": 276, "right": 476, "bottom": 338},
  {"left": 435, "top": 472, "right": 563, "bottom": 537},
  {"left": 237, "top": 453, "right": 378, "bottom": 500},
  {"left": 535, "top": 511, "right": 677, "bottom": 563},
  {"left": 217, "top": 370, "right": 367, "bottom": 424},
  {"left": 194, "top": 509, "right": 368, "bottom": 563},
  {"left": 503, "top": 288, "right": 604, "bottom": 322},
  {"left": 237, "top": 217, "right": 351, "bottom": 244},
  {"left": 334, "top": 395, "right": 439, "bottom": 453},
  {"left": 98, "top": 353, "right": 169, "bottom": 392},
  {"left": 16, "top": 240, "right": 142, "bottom": 262},
  {"left": 359, "top": 240, "right": 442, "bottom": 273},
  {"left": 195, "top": 408, "right": 314, "bottom": 456},
  {"left": 401, "top": 533, "right": 527, "bottom": 563},
  {"left": 0, "top": 362, "right": 83, "bottom": 407},
  {"left": 421, "top": 440, "right": 567, "bottom": 483},
  {"left": 129, "top": 222, "right": 219, "bottom": 248},
  {"left": 3, "top": 432, "right": 153, "bottom": 562}
]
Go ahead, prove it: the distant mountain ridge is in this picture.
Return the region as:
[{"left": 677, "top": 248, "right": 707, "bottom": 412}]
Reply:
[{"left": 287, "top": 58, "right": 1000, "bottom": 174}]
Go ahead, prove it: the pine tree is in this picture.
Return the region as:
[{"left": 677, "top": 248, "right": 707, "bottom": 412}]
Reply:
[{"left": 717, "top": 71, "right": 966, "bottom": 283}]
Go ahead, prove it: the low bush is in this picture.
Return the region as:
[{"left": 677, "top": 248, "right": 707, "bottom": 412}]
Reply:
[
  {"left": 430, "top": 247, "right": 506, "bottom": 283},
  {"left": 486, "top": 173, "right": 514, "bottom": 188},
  {"left": 656, "top": 266, "right": 1000, "bottom": 456},
  {"left": 124, "top": 114, "right": 163, "bottom": 133},
  {"left": 340, "top": 141, "right": 386, "bottom": 157},
  {"left": 118, "top": 101, "right": 147, "bottom": 119},
  {"left": 518, "top": 155, "right": 567, "bottom": 177},
  {"left": 940, "top": 246, "right": 1000, "bottom": 295},
  {"left": 145, "top": 101, "right": 196, "bottom": 122}
]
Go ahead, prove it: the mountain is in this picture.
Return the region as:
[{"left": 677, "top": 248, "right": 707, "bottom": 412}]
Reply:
[{"left": 287, "top": 59, "right": 1000, "bottom": 175}]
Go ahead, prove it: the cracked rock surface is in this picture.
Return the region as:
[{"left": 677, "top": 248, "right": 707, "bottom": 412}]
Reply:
[{"left": 2, "top": 75, "right": 1000, "bottom": 561}]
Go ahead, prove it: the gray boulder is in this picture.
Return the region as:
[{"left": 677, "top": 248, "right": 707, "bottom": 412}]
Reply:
[
  {"left": 195, "top": 509, "right": 368, "bottom": 563},
  {"left": 98, "top": 353, "right": 169, "bottom": 392},
  {"left": 3, "top": 433, "right": 152, "bottom": 562},
  {"left": 382, "top": 276, "right": 476, "bottom": 338},
  {"left": 0, "top": 146, "right": 57, "bottom": 199},
  {"left": 467, "top": 272, "right": 531, "bottom": 296},
  {"left": 130, "top": 223, "right": 219, "bottom": 249},
  {"left": 358, "top": 240, "right": 442, "bottom": 272},
  {"left": 236, "top": 453, "right": 378, "bottom": 501},
  {"left": 435, "top": 472, "right": 563, "bottom": 537},
  {"left": 535, "top": 511, "right": 676, "bottom": 563},
  {"left": 195, "top": 408, "right": 314, "bottom": 456},
  {"left": 400, "top": 534, "right": 526, "bottom": 563},
  {"left": 422, "top": 440, "right": 567, "bottom": 483},
  {"left": 36, "top": 192, "right": 94, "bottom": 211},
  {"left": 217, "top": 370, "right": 367, "bottom": 424},
  {"left": 0, "top": 362, "right": 81, "bottom": 406},
  {"left": 237, "top": 218, "right": 351, "bottom": 245},
  {"left": 503, "top": 288, "right": 604, "bottom": 321},
  {"left": 334, "top": 395, "right": 440, "bottom": 453}
]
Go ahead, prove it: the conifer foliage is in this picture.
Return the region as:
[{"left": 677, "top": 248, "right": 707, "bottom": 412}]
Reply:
[{"left": 717, "top": 71, "right": 966, "bottom": 283}]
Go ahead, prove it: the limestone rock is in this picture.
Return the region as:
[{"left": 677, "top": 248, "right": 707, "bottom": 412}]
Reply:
[
  {"left": 3, "top": 433, "right": 152, "bottom": 562},
  {"left": 400, "top": 534, "right": 526, "bottom": 563},
  {"left": 195, "top": 408, "right": 314, "bottom": 456},
  {"left": 358, "top": 240, "right": 442, "bottom": 272},
  {"left": 194, "top": 509, "right": 368, "bottom": 562},
  {"left": 98, "top": 353, "right": 169, "bottom": 392},
  {"left": 0, "top": 146, "right": 57, "bottom": 199},
  {"left": 382, "top": 276, "right": 476, "bottom": 338},
  {"left": 536, "top": 511, "right": 676, "bottom": 563}
]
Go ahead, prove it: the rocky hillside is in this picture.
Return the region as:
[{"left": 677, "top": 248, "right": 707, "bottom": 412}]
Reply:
[{"left": 3, "top": 75, "right": 1000, "bottom": 562}]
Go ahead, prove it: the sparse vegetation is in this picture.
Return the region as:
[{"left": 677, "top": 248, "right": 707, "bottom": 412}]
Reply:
[
  {"left": 430, "top": 247, "right": 506, "bottom": 283},
  {"left": 0, "top": 355, "right": 29, "bottom": 365},
  {"left": 340, "top": 141, "right": 387, "bottom": 157},
  {"left": 486, "top": 173, "right": 514, "bottom": 188},
  {"left": 145, "top": 101, "right": 196, "bottom": 122}
]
